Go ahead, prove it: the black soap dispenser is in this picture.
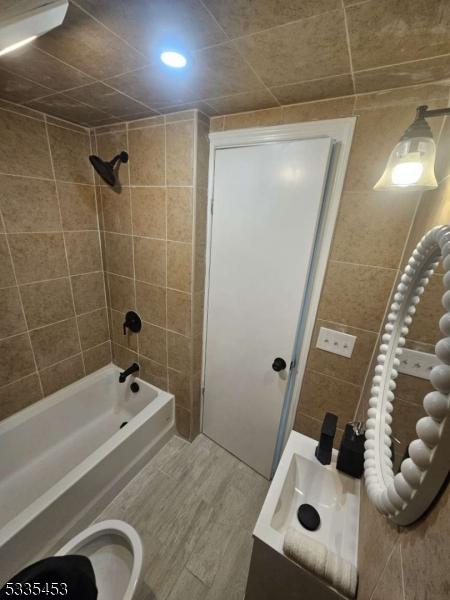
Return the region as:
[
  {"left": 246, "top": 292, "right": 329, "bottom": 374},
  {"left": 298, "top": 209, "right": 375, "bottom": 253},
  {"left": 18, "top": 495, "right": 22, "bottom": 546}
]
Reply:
[{"left": 336, "top": 422, "right": 365, "bottom": 478}]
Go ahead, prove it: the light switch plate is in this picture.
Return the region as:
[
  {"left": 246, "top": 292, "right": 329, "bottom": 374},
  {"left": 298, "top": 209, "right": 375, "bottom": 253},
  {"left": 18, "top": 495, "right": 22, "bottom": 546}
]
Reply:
[
  {"left": 397, "top": 347, "right": 440, "bottom": 380},
  {"left": 316, "top": 326, "right": 356, "bottom": 358}
]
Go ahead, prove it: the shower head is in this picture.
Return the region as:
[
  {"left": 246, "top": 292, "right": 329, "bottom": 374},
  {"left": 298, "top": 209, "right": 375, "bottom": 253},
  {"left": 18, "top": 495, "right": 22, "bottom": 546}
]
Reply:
[{"left": 89, "top": 151, "right": 128, "bottom": 186}]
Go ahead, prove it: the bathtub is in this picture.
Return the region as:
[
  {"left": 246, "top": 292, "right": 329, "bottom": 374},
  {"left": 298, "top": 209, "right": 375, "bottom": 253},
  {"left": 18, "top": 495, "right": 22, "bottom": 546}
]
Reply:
[{"left": 0, "top": 364, "right": 175, "bottom": 583}]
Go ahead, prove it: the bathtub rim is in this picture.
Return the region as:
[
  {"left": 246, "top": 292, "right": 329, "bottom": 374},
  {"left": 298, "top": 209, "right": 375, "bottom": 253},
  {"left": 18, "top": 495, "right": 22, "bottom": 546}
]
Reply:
[{"left": 0, "top": 363, "right": 174, "bottom": 547}]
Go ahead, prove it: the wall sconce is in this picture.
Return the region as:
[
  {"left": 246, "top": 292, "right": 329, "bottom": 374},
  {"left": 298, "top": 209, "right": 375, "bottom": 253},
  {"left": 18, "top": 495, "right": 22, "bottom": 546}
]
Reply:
[{"left": 374, "top": 104, "right": 450, "bottom": 192}]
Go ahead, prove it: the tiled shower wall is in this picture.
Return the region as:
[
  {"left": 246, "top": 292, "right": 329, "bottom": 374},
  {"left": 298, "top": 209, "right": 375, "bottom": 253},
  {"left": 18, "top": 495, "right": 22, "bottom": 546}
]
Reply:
[
  {"left": 93, "top": 110, "right": 209, "bottom": 440},
  {"left": 0, "top": 104, "right": 110, "bottom": 421}
]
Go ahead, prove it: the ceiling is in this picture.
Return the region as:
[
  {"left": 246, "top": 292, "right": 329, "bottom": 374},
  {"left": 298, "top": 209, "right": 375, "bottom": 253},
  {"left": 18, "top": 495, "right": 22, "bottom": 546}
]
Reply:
[{"left": 0, "top": 0, "right": 449, "bottom": 127}]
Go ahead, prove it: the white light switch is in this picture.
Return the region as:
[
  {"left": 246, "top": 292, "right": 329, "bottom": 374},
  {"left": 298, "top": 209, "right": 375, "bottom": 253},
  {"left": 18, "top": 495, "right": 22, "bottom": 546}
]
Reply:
[
  {"left": 397, "top": 348, "right": 440, "bottom": 380},
  {"left": 316, "top": 327, "right": 356, "bottom": 358}
]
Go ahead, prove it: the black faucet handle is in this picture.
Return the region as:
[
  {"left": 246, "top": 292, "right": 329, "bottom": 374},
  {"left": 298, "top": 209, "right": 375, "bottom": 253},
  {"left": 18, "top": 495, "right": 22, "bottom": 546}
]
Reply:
[
  {"left": 123, "top": 310, "right": 142, "bottom": 335},
  {"left": 315, "top": 412, "right": 338, "bottom": 465}
]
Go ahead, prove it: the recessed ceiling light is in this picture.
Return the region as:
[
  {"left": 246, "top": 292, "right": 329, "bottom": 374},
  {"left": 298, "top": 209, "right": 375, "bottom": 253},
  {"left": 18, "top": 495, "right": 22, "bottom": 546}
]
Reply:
[{"left": 160, "top": 51, "right": 187, "bottom": 69}]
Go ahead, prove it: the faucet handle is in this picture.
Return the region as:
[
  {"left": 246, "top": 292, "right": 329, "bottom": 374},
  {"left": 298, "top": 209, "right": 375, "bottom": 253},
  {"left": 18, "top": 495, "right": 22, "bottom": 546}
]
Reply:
[
  {"left": 123, "top": 310, "right": 142, "bottom": 335},
  {"left": 350, "top": 421, "right": 365, "bottom": 436}
]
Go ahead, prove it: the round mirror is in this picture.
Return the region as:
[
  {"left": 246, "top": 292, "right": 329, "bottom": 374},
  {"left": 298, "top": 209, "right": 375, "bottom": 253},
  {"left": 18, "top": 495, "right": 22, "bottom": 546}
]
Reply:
[{"left": 364, "top": 225, "right": 450, "bottom": 526}]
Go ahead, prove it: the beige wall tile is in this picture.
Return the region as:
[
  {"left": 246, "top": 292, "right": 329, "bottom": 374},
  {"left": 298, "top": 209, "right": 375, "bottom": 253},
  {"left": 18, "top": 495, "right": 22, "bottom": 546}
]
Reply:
[
  {"left": 282, "top": 97, "right": 354, "bottom": 124},
  {"left": 65, "top": 230, "right": 102, "bottom": 275},
  {"left": 0, "top": 176, "right": 60, "bottom": 233},
  {"left": 107, "top": 273, "right": 135, "bottom": 312},
  {"left": 111, "top": 342, "right": 138, "bottom": 370},
  {"left": 317, "top": 261, "right": 396, "bottom": 332},
  {"left": 128, "top": 125, "right": 165, "bottom": 185},
  {"left": 39, "top": 354, "right": 84, "bottom": 396},
  {"left": 175, "top": 405, "right": 191, "bottom": 439},
  {"left": 135, "top": 281, "right": 166, "bottom": 327},
  {"left": 20, "top": 278, "right": 74, "bottom": 329},
  {"left": 330, "top": 191, "right": 419, "bottom": 269},
  {"left": 401, "top": 484, "right": 449, "bottom": 600},
  {"left": 72, "top": 272, "right": 105, "bottom": 314},
  {"left": 139, "top": 355, "right": 167, "bottom": 390},
  {"left": 0, "top": 109, "right": 52, "bottom": 178},
  {"left": 167, "top": 242, "right": 192, "bottom": 292},
  {"left": 391, "top": 398, "right": 425, "bottom": 473},
  {"left": 298, "top": 369, "right": 361, "bottom": 430},
  {"left": 101, "top": 185, "right": 132, "bottom": 234},
  {"left": 166, "top": 121, "right": 194, "bottom": 186},
  {"left": 209, "top": 117, "right": 224, "bottom": 132},
  {"left": 0, "top": 235, "right": 15, "bottom": 287},
  {"left": 131, "top": 187, "right": 166, "bottom": 238},
  {"left": 354, "top": 82, "right": 450, "bottom": 112},
  {"left": 357, "top": 485, "right": 399, "bottom": 600},
  {"left": 48, "top": 124, "right": 92, "bottom": 184},
  {"left": 110, "top": 308, "right": 138, "bottom": 351},
  {"left": 205, "top": 89, "right": 277, "bottom": 115},
  {"left": 168, "top": 368, "right": 192, "bottom": 410},
  {"left": 139, "top": 321, "right": 167, "bottom": 365},
  {"left": 395, "top": 373, "right": 433, "bottom": 407},
  {"left": 134, "top": 237, "right": 166, "bottom": 285},
  {"left": 0, "top": 333, "right": 36, "bottom": 385},
  {"left": 30, "top": 318, "right": 81, "bottom": 369},
  {"left": 196, "top": 119, "right": 210, "bottom": 190},
  {"left": 0, "top": 287, "right": 26, "bottom": 338},
  {"left": 58, "top": 182, "right": 97, "bottom": 230},
  {"left": 84, "top": 341, "right": 111, "bottom": 374},
  {"left": 8, "top": 233, "right": 68, "bottom": 284},
  {"left": 167, "top": 289, "right": 191, "bottom": 336},
  {"left": 223, "top": 107, "right": 282, "bottom": 130},
  {"left": 306, "top": 319, "right": 377, "bottom": 386},
  {"left": 103, "top": 232, "right": 133, "bottom": 277},
  {"left": 77, "top": 307, "right": 109, "bottom": 350},
  {"left": 168, "top": 331, "right": 192, "bottom": 372},
  {"left": 435, "top": 117, "right": 450, "bottom": 183},
  {"left": 0, "top": 373, "right": 42, "bottom": 421},
  {"left": 193, "top": 292, "right": 205, "bottom": 337},
  {"left": 167, "top": 187, "right": 193, "bottom": 243}
]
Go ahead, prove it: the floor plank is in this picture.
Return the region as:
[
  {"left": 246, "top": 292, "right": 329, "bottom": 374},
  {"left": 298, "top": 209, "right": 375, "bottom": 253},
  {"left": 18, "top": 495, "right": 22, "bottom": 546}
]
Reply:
[{"left": 96, "top": 434, "right": 269, "bottom": 600}]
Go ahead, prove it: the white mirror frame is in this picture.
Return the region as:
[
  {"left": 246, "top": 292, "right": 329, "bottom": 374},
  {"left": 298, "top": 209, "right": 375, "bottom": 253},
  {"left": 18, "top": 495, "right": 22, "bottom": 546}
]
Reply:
[{"left": 365, "top": 225, "right": 450, "bottom": 526}]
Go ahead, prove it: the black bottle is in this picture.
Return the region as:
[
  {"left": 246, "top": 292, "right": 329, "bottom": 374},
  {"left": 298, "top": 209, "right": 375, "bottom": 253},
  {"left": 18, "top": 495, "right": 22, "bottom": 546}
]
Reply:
[{"left": 336, "top": 422, "right": 365, "bottom": 478}]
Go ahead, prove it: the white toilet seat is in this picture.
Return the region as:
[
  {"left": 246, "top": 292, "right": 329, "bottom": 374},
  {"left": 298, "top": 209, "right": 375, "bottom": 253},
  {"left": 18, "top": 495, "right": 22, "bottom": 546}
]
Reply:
[{"left": 56, "top": 520, "right": 143, "bottom": 600}]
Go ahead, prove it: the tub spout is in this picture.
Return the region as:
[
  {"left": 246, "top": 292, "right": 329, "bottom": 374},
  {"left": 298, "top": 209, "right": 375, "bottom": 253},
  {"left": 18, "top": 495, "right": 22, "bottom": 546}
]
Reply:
[{"left": 119, "top": 362, "right": 139, "bottom": 383}]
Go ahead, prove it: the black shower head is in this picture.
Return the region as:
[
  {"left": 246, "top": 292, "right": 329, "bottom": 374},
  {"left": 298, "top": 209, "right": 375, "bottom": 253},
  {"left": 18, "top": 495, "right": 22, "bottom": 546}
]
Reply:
[{"left": 89, "top": 151, "right": 128, "bottom": 186}]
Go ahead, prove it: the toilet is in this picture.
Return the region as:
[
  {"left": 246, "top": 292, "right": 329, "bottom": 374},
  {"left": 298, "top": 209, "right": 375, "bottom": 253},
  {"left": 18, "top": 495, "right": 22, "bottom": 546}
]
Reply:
[{"left": 56, "top": 520, "right": 143, "bottom": 600}]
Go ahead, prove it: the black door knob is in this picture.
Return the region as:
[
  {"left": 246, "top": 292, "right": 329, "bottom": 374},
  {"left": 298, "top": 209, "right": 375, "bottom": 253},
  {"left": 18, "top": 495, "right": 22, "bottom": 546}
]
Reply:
[{"left": 272, "top": 357, "right": 287, "bottom": 372}]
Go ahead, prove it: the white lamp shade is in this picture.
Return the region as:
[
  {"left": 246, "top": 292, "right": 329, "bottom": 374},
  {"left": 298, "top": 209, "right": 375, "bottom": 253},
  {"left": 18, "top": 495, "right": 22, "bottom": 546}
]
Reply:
[{"left": 374, "top": 136, "right": 438, "bottom": 191}]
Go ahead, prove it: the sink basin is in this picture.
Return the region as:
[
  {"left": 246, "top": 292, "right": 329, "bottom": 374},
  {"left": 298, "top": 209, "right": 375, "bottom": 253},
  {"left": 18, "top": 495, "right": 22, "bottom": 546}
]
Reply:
[{"left": 253, "top": 431, "right": 360, "bottom": 567}]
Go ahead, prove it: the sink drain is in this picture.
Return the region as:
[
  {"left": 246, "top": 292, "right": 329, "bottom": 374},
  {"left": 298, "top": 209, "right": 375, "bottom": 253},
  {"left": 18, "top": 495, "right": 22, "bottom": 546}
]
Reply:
[
  {"left": 120, "top": 421, "right": 128, "bottom": 429},
  {"left": 297, "top": 504, "right": 321, "bottom": 531}
]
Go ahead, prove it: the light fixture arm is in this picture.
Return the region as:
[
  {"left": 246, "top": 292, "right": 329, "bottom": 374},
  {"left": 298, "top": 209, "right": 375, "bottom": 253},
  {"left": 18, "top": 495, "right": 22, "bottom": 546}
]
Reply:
[{"left": 416, "top": 105, "right": 450, "bottom": 120}]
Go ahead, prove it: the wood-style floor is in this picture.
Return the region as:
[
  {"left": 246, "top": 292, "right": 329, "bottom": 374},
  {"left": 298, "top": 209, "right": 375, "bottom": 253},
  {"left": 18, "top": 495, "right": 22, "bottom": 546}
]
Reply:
[{"left": 96, "top": 434, "right": 270, "bottom": 600}]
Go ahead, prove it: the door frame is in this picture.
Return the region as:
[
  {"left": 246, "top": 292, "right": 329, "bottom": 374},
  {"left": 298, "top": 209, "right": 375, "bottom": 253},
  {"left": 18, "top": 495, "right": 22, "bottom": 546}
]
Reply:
[{"left": 201, "top": 118, "right": 356, "bottom": 472}]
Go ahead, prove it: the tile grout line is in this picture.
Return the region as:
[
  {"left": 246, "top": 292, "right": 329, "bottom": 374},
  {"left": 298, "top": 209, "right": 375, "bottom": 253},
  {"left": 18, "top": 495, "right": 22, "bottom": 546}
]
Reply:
[
  {"left": 0, "top": 206, "right": 44, "bottom": 398},
  {"left": 0, "top": 270, "right": 104, "bottom": 289},
  {"left": 341, "top": 0, "right": 356, "bottom": 94},
  {"left": 164, "top": 116, "right": 170, "bottom": 391},
  {"left": 43, "top": 114, "right": 86, "bottom": 376},
  {"left": 189, "top": 113, "right": 199, "bottom": 432},
  {"left": 127, "top": 121, "right": 139, "bottom": 363}
]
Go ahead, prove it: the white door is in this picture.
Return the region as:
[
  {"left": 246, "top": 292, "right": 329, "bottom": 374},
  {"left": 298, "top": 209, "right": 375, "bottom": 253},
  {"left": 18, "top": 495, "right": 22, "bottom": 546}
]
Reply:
[{"left": 203, "top": 137, "right": 333, "bottom": 477}]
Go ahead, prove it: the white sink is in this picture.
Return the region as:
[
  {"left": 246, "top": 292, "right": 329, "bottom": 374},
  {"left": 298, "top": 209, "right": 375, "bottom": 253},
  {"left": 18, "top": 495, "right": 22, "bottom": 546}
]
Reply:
[{"left": 253, "top": 431, "right": 360, "bottom": 567}]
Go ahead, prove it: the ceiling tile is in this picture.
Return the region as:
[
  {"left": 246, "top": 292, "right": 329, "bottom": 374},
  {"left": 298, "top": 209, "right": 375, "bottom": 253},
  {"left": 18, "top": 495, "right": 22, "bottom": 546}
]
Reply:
[
  {"left": 106, "top": 63, "right": 197, "bottom": 108},
  {"left": 346, "top": 0, "right": 450, "bottom": 71},
  {"left": 192, "top": 43, "right": 265, "bottom": 99},
  {"left": 34, "top": 3, "right": 147, "bottom": 80},
  {"left": 235, "top": 10, "right": 350, "bottom": 87},
  {"left": 73, "top": 0, "right": 226, "bottom": 57},
  {"left": 64, "top": 82, "right": 154, "bottom": 116},
  {"left": 205, "top": 89, "right": 278, "bottom": 114},
  {"left": 0, "top": 45, "right": 94, "bottom": 91},
  {"left": 271, "top": 74, "right": 354, "bottom": 104},
  {"left": 0, "top": 69, "right": 52, "bottom": 104},
  {"left": 25, "top": 93, "right": 109, "bottom": 125},
  {"left": 354, "top": 54, "right": 450, "bottom": 94},
  {"left": 203, "top": 0, "right": 340, "bottom": 38}
]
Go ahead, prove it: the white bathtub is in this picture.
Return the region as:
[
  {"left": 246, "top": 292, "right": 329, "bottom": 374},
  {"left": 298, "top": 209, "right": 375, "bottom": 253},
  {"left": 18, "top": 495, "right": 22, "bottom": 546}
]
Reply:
[{"left": 0, "top": 364, "right": 175, "bottom": 583}]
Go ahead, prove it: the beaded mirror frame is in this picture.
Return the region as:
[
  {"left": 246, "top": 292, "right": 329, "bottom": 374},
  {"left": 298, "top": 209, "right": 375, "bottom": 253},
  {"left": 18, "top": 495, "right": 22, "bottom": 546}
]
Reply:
[{"left": 364, "top": 225, "right": 450, "bottom": 526}]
